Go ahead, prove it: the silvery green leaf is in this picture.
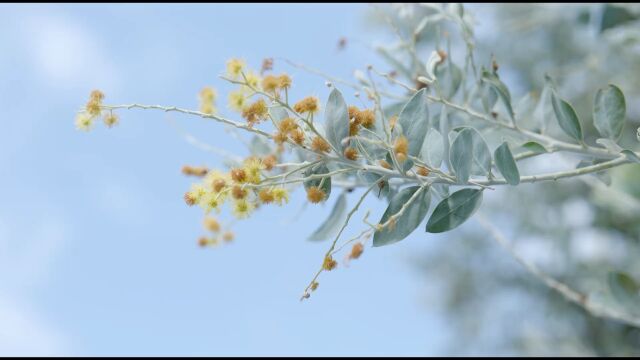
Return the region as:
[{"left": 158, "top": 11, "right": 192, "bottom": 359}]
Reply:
[
  {"left": 551, "top": 91, "right": 583, "bottom": 141},
  {"left": 480, "top": 80, "right": 498, "bottom": 113},
  {"left": 450, "top": 129, "right": 473, "bottom": 183},
  {"left": 269, "top": 106, "right": 289, "bottom": 123},
  {"left": 521, "top": 141, "right": 548, "bottom": 154},
  {"left": 385, "top": 151, "right": 413, "bottom": 174},
  {"left": 494, "top": 142, "right": 520, "bottom": 185},
  {"left": 398, "top": 89, "right": 430, "bottom": 157},
  {"left": 434, "top": 61, "right": 462, "bottom": 99},
  {"left": 359, "top": 171, "right": 390, "bottom": 199},
  {"left": 607, "top": 271, "right": 640, "bottom": 316},
  {"left": 482, "top": 69, "right": 515, "bottom": 123},
  {"left": 514, "top": 92, "right": 537, "bottom": 129},
  {"left": 533, "top": 84, "right": 553, "bottom": 133},
  {"left": 450, "top": 127, "right": 492, "bottom": 183},
  {"left": 249, "top": 135, "right": 273, "bottom": 156},
  {"left": 421, "top": 128, "right": 444, "bottom": 168},
  {"left": 303, "top": 163, "right": 332, "bottom": 200},
  {"left": 373, "top": 186, "right": 431, "bottom": 247},
  {"left": 308, "top": 193, "right": 347, "bottom": 241},
  {"left": 593, "top": 84, "right": 626, "bottom": 140},
  {"left": 426, "top": 188, "right": 483, "bottom": 233},
  {"left": 324, "top": 88, "right": 349, "bottom": 153},
  {"left": 622, "top": 150, "right": 640, "bottom": 163},
  {"left": 596, "top": 138, "right": 623, "bottom": 153}
]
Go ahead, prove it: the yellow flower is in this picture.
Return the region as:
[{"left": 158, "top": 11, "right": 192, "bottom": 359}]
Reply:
[
  {"left": 322, "top": 255, "right": 337, "bottom": 271},
  {"left": 261, "top": 75, "right": 280, "bottom": 94},
  {"left": 243, "top": 157, "right": 264, "bottom": 184},
  {"left": 204, "top": 170, "right": 228, "bottom": 191},
  {"left": 306, "top": 186, "right": 326, "bottom": 203},
  {"left": 244, "top": 71, "right": 261, "bottom": 90},
  {"left": 199, "top": 86, "right": 217, "bottom": 115},
  {"left": 241, "top": 98, "right": 268, "bottom": 125},
  {"left": 272, "top": 188, "right": 289, "bottom": 205},
  {"left": 103, "top": 113, "right": 119, "bottom": 128},
  {"left": 228, "top": 88, "right": 248, "bottom": 112},
  {"left": 226, "top": 58, "right": 246, "bottom": 79},
  {"left": 203, "top": 217, "right": 221, "bottom": 232},
  {"left": 188, "top": 183, "right": 207, "bottom": 204},
  {"left": 232, "top": 199, "right": 254, "bottom": 219},
  {"left": 199, "top": 191, "right": 222, "bottom": 213},
  {"left": 278, "top": 74, "right": 292, "bottom": 89},
  {"left": 75, "top": 113, "right": 94, "bottom": 132},
  {"left": 293, "top": 96, "right": 320, "bottom": 114}
]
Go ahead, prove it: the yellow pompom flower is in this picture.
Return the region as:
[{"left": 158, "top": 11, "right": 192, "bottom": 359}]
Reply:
[
  {"left": 243, "top": 157, "right": 264, "bottom": 184},
  {"left": 204, "top": 170, "right": 229, "bottom": 192},
  {"left": 272, "top": 188, "right": 289, "bottom": 205},
  {"left": 226, "top": 58, "right": 246, "bottom": 79},
  {"left": 75, "top": 112, "right": 94, "bottom": 132},
  {"left": 278, "top": 74, "right": 292, "bottom": 89},
  {"left": 228, "top": 88, "right": 248, "bottom": 112},
  {"left": 103, "top": 113, "right": 119, "bottom": 128},
  {"left": 293, "top": 96, "right": 320, "bottom": 114},
  {"left": 244, "top": 71, "right": 261, "bottom": 90},
  {"left": 199, "top": 87, "right": 217, "bottom": 115},
  {"left": 188, "top": 183, "right": 208, "bottom": 204},
  {"left": 199, "top": 191, "right": 223, "bottom": 213},
  {"left": 232, "top": 199, "right": 254, "bottom": 219}
]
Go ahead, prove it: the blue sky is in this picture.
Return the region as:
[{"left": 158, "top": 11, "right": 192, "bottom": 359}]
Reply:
[{"left": 0, "top": 4, "right": 453, "bottom": 356}]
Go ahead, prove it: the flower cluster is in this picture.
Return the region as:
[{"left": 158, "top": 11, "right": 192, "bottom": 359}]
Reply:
[
  {"left": 184, "top": 156, "right": 290, "bottom": 221},
  {"left": 75, "top": 90, "right": 119, "bottom": 131},
  {"left": 198, "top": 216, "right": 235, "bottom": 248}
]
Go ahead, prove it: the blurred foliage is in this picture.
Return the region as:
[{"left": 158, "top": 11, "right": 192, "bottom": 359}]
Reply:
[{"left": 364, "top": 3, "right": 640, "bottom": 355}]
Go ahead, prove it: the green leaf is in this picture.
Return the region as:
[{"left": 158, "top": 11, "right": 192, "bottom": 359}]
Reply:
[
  {"left": 494, "top": 142, "right": 520, "bottom": 185},
  {"left": 373, "top": 186, "right": 431, "bottom": 247},
  {"left": 450, "top": 128, "right": 473, "bottom": 183},
  {"left": 398, "top": 89, "right": 430, "bottom": 157},
  {"left": 308, "top": 193, "right": 347, "bottom": 241},
  {"left": 482, "top": 69, "right": 515, "bottom": 123},
  {"left": 435, "top": 62, "right": 462, "bottom": 99},
  {"left": 426, "top": 188, "right": 483, "bottom": 233},
  {"left": 249, "top": 135, "right": 273, "bottom": 156},
  {"left": 607, "top": 271, "right": 640, "bottom": 315},
  {"left": 593, "top": 84, "right": 626, "bottom": 141},
  {"left": 303, "top": 163, "right": 332, "bottom": 200},
  {"left": 551, "top": 91, "right": 583, "bottom": 141},
  {"left": 450, "top": 127, "right": 492, "bottom": 183},
  {"left": 421, "top": 128, "right": 444, "bottom": 168},
  {"left": 269, "top": 106, "right": 289, "bottom": 123},
  {"left": 521, "top": 141, "right": 548, "bottom": 154},
  {"left": 324, "top": 88, "right": 349, "bottom": 152}
]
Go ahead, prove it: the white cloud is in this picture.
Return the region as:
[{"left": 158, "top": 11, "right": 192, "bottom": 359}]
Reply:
[
  {"left": 19, "top": 11, "right": 120, "bottom": 91},
  {"left": 0, "top": 214, "right": 71, "bottom": 355},
  {"left": 0, "top": 298, "right": 69, "bottom": 356}
]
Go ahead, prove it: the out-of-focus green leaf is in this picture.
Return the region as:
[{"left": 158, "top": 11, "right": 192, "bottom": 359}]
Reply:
[
  {"left": 593, "top": 84, "right": 626, "bottom": 141},
  {"left": 308, "top": 193, "right": 347, "bottom": 241}
]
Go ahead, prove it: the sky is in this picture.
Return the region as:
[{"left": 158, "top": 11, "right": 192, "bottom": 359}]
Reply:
[{"left": 0, "top": 3, "right": 456, "bottom": 356}]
